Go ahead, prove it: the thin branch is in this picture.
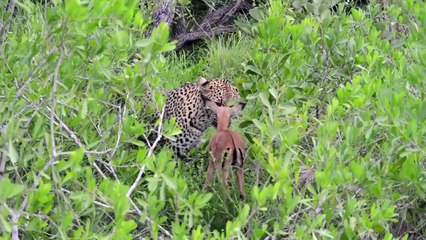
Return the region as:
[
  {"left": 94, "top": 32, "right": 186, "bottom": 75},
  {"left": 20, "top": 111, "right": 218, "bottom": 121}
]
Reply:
[
  {"left": 20, "top": 95, "right": 109, "bottom": 180},
  {"left": 10, "top": 208, "right": 19, "bottom": 240},
  {"left": 127, "top": 106, "right": 165, "bottom": 198},
  {"left": 0, "top": 0, "right": 16, "bottom": 44},
  {"left": 96, "top": 156, "right": 117, "bottom": 180},
  {"left": 47, "top": 106, "right": 83, "bottom": 147},
  {"left": 10, "top": 49, "right": 66, "bottom": 240},
  {"left": 15, "top": 61, "right": 47, "bottom": 98},
  {"left": 142, "top": 134, "right": 152, "bottom": 148},
  {"left": 175, "top": 25, "right": 236, "bottom": 50},
  {"left": 102, "top": 94, "right": 129, "bottom": 183},
  {"left": 5, "top": 203, "right": 65, "bottom": 238},
  {"left": 94, "top": 200, "right": 113, "bottom": 209},
  {"left": 109, "top": 102, "right": 125, "bottom": 159},
  {"left": 197, "top": 0, "right": 245, "bottom": 32},
  {"left": 93, "top": 161, "right": 108, "bottom": 179},
  {"left": 50, "top": 51, "right": 65, "bottom": 159},
  {"left": 86, "top": 149, "right": 114, "bottom": 154},
  {"left": 105, "top": 94, "right": 128, "bottom": 181},
  {"left": 128, "top": 198, "right": 173, "bottom": 238},
  {"left": 125, "top": 106, "right": 171, "bottom": 238},
  {"left": 0, "top": 152, "right": 5, "bottom": 181}
]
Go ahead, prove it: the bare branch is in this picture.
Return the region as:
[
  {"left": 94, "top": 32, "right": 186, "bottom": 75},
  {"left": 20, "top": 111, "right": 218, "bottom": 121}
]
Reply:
[
  {"left": 128, "top": 198, "right": 173, "bottom": 238},
  {"left": 99, "top": 93, "right": 129, "bottom": 183},
  {"left": 124, "top": 106, "right": 172, "bottom": 237},
  {"left": 109, "top": 103, "right": 125, "bottom": 159},
  {"left": 144, "top": 0, "right": 177, "bottom": 38},
  {"left": 93, "top": 161, "right": 108, "bottom": 179},
  {"left": 175, "top": 26, "right": 236, "bottom": 50},
  {"left": 50, "top": 51, "right": 65, "bottom": 159},
  {"left": 94, "top": 200, "right": 113, "bottom": 209},
  {"left": 0, "top": 152, "right": 5, "bottom": 181},
  {"left": 0, "top": 0, "right": 16, "bottom": 44},
  {"left": 10, "top": 49, "right": 66, "bottom": 240},
  {"left": 10, "top": 212, "right": 19, "bottom": 240},
  {"left": 127, "top": 106, "right": 165, "bottom": 198},
  {"left": 108, "top": 93, "right": 128, "bottom": 159},
  {"left": 15, "top": 61, "right": 47, "bottom": 98},
  {"left": 47, "top": 106, "right": 83, "bottom": 147},
  {"left": 20, "top": 94, "right": 111, "bottom": 181},
  {"left": 170, "top": 0, "right": 251, "bottom": 49},
  {"left": 197, "top": 0, "right": 245, "bottom": 32}
]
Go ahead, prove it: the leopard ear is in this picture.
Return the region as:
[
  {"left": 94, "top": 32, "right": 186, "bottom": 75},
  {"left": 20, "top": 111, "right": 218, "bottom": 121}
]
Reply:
[
  {"left": 197, "top": 77, "right": 209, "bottom": 87},
  {"left": 198, "top": 77, "right": 212, "bottom": 97}
]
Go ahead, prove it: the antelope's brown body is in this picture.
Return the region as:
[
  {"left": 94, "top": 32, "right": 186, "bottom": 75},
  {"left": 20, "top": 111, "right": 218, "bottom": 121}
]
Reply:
[
  {"left": 202, "top": 95, "right": 246, "bottom": 199},
  {"left": 207, "top": 130, "right": 246, "bottom": 198}
]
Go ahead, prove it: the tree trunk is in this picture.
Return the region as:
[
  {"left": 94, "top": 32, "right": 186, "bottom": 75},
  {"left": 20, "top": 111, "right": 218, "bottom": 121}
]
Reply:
[
  {"left": 144, "top": 0, "right": 253, "bottom": 50},
  {"left": 144, "top": 0, "right": 177, "bottom": 38}
]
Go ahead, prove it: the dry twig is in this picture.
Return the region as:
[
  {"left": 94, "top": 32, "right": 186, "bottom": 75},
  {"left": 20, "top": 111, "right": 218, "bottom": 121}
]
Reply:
[
  {"left": 10, "top": 49, "right": 65, "bottom": 240},
  {"left": 127, "top": 106, "right": 165, "bottom": 198},
  {"left": 0, "top": 0, "right": 16, "bottom": 43},
  {"left": 126, "top": 106, "right": 172, "bottom": 238}
]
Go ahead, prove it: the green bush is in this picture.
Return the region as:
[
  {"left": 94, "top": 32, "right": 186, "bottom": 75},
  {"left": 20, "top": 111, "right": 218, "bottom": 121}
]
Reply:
[
  {"left": 237, "top": 0, "right": 426, "bottom": 238},
  {"left": 1, "top": 0, "right": 425, "bottom": 239}
]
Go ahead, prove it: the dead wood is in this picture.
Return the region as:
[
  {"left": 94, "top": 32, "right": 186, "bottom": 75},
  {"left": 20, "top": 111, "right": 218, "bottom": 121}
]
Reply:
[
  {"left": 175, "top": 25, "right": 236, "bottom": 50},
  {"left": 144, "top": 0, "right": 253, "bottom": 50},
  {"left": 144, "top": 0, "right": 177, "bottom": 38}
]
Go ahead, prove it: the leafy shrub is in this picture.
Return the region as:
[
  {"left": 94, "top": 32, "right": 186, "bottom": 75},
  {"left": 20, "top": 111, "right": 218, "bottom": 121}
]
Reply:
[
  {"left": 237, "top": 0, "right": 426, "bottom": 238},
  {"left": 1, "top": 0, "right": 425, "bottom": 239}
]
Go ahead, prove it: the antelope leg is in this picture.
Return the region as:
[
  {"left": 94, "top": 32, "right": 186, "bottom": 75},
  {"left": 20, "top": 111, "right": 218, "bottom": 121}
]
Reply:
[
  {"left": 235, "top": 166, "right": 245, "bottom": 199},
  {"left": 222, "top": 149, "right": 233, "bottom": 187},
  {"left": 204, "top": 154, "right": 216, "bottom": 188}
]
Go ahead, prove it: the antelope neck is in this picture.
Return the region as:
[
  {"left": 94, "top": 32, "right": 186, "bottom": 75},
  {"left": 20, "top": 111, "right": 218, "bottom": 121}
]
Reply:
[{"left": 216, "top": 109, "right": 230, "bottom": 131}]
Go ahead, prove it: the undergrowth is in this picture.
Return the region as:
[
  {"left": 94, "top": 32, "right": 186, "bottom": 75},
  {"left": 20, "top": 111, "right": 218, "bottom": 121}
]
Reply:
[{"left": 1, "top": 0, "right": 425, "bottom": 239}]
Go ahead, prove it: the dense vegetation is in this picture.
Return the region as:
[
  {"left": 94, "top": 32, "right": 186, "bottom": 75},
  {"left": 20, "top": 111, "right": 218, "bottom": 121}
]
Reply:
[{"left": 1, "top": 0, "right": 425, "bottom": 239}]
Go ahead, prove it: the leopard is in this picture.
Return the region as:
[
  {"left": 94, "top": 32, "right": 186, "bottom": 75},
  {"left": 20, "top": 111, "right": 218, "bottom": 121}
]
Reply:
[{"left": 148, "top": 77, "right": 240, "bottom": 161}]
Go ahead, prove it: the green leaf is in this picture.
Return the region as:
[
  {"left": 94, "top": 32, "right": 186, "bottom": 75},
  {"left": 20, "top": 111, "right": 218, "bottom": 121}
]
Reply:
[
  {"left": 0, "top": 177, "right": 26, "bottom": 201},
  {"left": 135, "top": 39, "right": 151, "bottom": 48},
  {"left": 239, "top": 120, "right": 252, "bottom": 128},
  {"left": 70, "top": 147, "right": 85, "bottom": 166},
  {"left": 249, "top": 7, "right": 264, "bottom": 21},
  {"left": 399, "top": 157, "right": 421, "bottom": 181},
  {"left": 269, "top": 88, "right": 279, "bottom": 100},
  {"left": 365, "top": 125, "right": 374, "bottom": 140},
  {"left": 159, "top": 42, "right": 176, "bottom": 52},
  {"left": 199, "top": 193, "right": 212, "bottom": 206},
  {"left": 8, "top": 141, "right": 18, "bottom": 163},
  {"left": 0, "top": 215, "right": 12, "bottom": 233},
  {"left": 127, "top": 139, "right": 146, "bottom": 147},
  {"left": 133, "top": 12, "right": 144, "bottom": 27},
  {"left": 162, "top": 175, "right": 177, "bottom": 190},
  {"left": 244, "top": 65, "right": 262, "bottom": 76},
  {"left": 259, "top": 92, "right": 271, "bottom": 108},
  {"left": 278, "top": 105, "right": 296, "bottom": 115},
  {"left": 80, "top": 98, "right": 88, "bottom": 119}
]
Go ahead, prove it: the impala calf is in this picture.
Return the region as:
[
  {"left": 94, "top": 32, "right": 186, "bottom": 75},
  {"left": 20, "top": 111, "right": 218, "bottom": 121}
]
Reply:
[{"left": 202, "top": 96, "right": 246, "bottom": 199}]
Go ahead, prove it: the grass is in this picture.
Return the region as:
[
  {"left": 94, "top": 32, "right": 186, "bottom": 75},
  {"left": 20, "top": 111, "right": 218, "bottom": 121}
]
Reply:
[{"left": 203, "top": 35, "right": 251, "bottom": 79}]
